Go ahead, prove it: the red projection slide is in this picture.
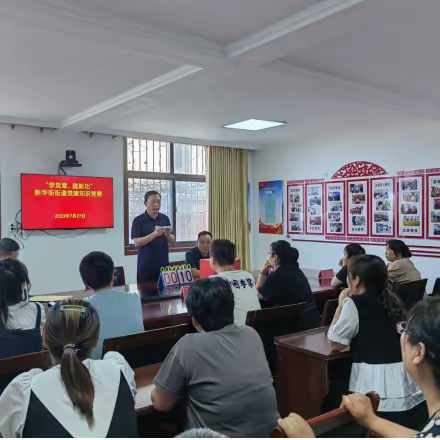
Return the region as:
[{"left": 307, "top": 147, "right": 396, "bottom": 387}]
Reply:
[{"left": 21, "top": 174, "right": 114, "bottom": 230}]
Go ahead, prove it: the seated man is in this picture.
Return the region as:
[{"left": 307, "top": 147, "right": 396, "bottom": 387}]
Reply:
[
  {"left": 0, "top": 238, "right": 29, "bottom": 280},
  {"left": 80, "top": 251, "right": 144, "bottom": 359},
  {"left": 185, "top": 231, "right": 212, "bottom": 278},
  {"left": 210, "top": 239, "right": 260, "bottom": 325},
  {"left": 151, "top": 278, "right": 278, "bottom": 438}
]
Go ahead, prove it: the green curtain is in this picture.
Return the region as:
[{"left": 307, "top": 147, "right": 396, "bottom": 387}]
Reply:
[{"left": 208, "top": 146, "right": 250, "bottom": 270}]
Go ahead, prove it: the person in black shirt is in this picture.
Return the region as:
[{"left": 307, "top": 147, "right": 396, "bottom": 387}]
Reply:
[
  {"left": 331, "top": 243, "right": 365, "bottom": 289},
  {"left": 185, "top": 231, "right": 212, "bottom": 278},
  {"left": 256, "top": 240, "right": 320, "bottom": 329},
  {"left": 131, "top": 191, "right": 176, "bottom": 284}
]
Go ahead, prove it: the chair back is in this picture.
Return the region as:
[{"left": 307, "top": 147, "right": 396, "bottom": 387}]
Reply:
[
  {"left": 102, "top": 324, "right": 188, "bottom": 368},
  {"left": 0, "top": 350, "right": 52, "bottom": 394},
  {"left": 432, "top": 278, "right": 440, "bottom": 296},
  {"left": 113, "top": 266, "right": 126, "bottom": 287},
  {"left": 271, "top": 392, "right": 380, "bottom": 438},
  {"left": 395, "top": 279, "right": 427, "bottom": 310},
  {"left": 320, "top": 299, "right": 339, "bottom": 326},
  {"left": 246, "top": 303, "right": 305, "bottom": 375}
]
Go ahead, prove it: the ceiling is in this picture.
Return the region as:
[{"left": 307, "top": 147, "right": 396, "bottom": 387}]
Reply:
[{"left": 1, "top": 0, "right": 440, "bottom": 149}]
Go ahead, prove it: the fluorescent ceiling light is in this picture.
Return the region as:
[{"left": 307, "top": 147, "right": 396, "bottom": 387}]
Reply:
[{"left": 224, "top": 119, "right": 286, "bottom": 131}]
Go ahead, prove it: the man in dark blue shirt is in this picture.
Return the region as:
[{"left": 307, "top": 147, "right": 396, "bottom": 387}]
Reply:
[
  {"left": 131, "top": 191, "right": 175, "bottom": 284},
  {"left": 185, "top": 231, "right": 212, "bottom": 278}
]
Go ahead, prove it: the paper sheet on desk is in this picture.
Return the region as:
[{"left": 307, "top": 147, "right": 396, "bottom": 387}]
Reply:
[{"left": 30, "top": 295, "right": 72, "bottom": 302}]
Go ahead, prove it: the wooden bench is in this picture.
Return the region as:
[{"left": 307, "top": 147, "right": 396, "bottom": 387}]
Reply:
[
  {"left": 103, "top": 324, "right": 188, "bottom": 368},
  {"left": 320, "top": 299, "right": 339, "bottom": 327},
  {"left": 272, "top": 392, "right": 380, "bottom": 438},
  {"left": 246, "top": 303, "right": 305, "bottom": 375},
  {"left": 395, "top": 279, "right": 427, "bottom": 310},
  {"left": 0, "top": 350, "right": 52, "bottom": 394}
]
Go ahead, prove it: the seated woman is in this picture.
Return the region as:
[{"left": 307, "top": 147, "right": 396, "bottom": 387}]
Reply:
[
  {"left": 278, "top": 298, "right": 440, "bottom": 438},
  {"left": 328, "top": 255, "right": 427, "bottom": 429},
  {"left": 0, "top": 299, "right": 137, "bottom": 438},
  {"left": 0, "top": 259, "right": 45, "bottom": 358},
  {"left": 256, "top": 240, "right": 320, "bottom": 329},
  {"left": 331, "top": 243, "right": 365, "bottom": 288},
  {"left": 386, "top": 239, "right": 421, "bottom": 288}
]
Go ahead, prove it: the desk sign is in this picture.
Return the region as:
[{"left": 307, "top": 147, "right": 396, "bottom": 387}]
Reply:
[{"left": 158, "top": 265, "right": 194, "bottom": 290}]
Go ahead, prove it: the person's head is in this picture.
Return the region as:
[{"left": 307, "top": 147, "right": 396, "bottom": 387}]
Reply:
[
  {"left": 144, "top": 191, "right": 161, "bottom": 215},
  {"left": 400, "top": 298, "right": 440, "bottom": 392},
  {"left": 44, "top": 299, "right": 100, "bottom": 425},
  {"left": 210, "top": 239, "right": 235, "bottom": 273},
  {"left": 79, "top": 251, "right": 114, "bottom": 292},
  {"left": 342, "top": 243, "right": 365, "bottom": 267},
  {"left": 348, "top": 255, "right": 404, "bottom": 323},
  {"left": 197, "top": 231, "right": 212, "bottom": 255},
  {"left": 386, "top": 239, "right": 412, "bottom": 262},
  {"left": 269, "top": 240, "right": 299, "bottom": 268},
  {"left": 0, "top": 238, "right": 20, "bottom": 260},
  {"left": 176, "top": 428, "right": 227, "bottom": 438},
  {"left": 186, "top": 277, "right": 234, "bottom": 332},
  {"left": 0, "top": 259, "right": 30, "bottom": 328}
]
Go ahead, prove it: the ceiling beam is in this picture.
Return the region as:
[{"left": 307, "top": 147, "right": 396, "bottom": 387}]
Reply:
[
  {"left": 227, "top": 0, "right": 365, "bottom": 59},
  {"left": 60, "top": 65, "right": 203, "bottom": 129}
]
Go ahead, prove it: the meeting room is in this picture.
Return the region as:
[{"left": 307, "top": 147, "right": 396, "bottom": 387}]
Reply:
[{"left": 1, "top": 1, "right": 440, "bottom": 438}]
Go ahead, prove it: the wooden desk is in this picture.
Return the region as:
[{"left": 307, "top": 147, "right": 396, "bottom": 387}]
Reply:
[
  {"left": 32, "top": 269, "right": 338, "bottom": 331},
  {"left": 275, "top": 327, "right": 349, "bottom": 419},
  {"left": 134, "top": 363, "right": 161, "bottom": 415}
]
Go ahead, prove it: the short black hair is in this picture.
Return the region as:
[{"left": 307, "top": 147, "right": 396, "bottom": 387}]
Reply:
[
  {"left": 197, "top": 231, "right": 212, "bottom": 240},
  {"left": 144, "top": 191, "right": 161, "bottom": 203},
  {"left": 79, "top": 252, "right": 114, "bottom": 291},
  {"left": 386, "top": 239, "right": 412, "bottom": 258},
  {"left": 344, "top": 243, "right": 366, "bottom": 259},
  {"left": 186, "top": 278, "right": 234, "bottom": 332},
  {"left": 0, "top": 238, "right": 20, "bottom": 256},
  {"left": 211, "top": 239, "right": 235, "bottom": 266}
]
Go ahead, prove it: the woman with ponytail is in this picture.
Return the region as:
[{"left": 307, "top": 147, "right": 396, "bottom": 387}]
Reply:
[
  {"left": 256, "top": 240, "right": 320, "bottom": 328},
  {"left": 0, "top": 259, "right": 45, "bottom": 358},
  {"left": 328, "top": 255, "right": 427, "bottom": 430},
  {"left": 0, "top": 299, "right": 137, "bottom": 437},
  {"left": 386, "top": 239, "right": 421, "bottom": 287}
]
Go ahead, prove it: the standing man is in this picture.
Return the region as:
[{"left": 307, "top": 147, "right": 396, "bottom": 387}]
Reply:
[{"left": 131, "top": 191, "right": 175, "bottom": 284}]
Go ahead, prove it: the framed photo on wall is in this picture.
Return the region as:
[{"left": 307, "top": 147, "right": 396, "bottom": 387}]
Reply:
[
  {"left": 347, "top": 179, "right": 369, "bottom": 236},
  {"left": 397, "top": 175, "right": 424, "bottom": 238},
  {"left": 325, "top": 181, "right": 346, "bottom": 235},
  {"left": 287, "top": 182, "right": 305, "bottom": 235},
  {"left": 305, "top": 182, "right": 324, "bottom": 235},
  {"left": 426, "top": 172, "right": 440, "bottom": 239},
  {"left": 370, "top": 177, "right": 395, "bottom": 237}
]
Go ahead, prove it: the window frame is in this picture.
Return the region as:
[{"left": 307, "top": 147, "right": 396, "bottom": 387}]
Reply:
[{"left": 123, "top": 137, "right": 207, "bottom": 256}]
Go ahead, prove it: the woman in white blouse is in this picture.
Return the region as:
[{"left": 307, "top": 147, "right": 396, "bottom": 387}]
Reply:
[
  {"left": 0, "top": 298, "right": 137, "bottom": 438},
  {"left": 0, "top": 259, "right": 45, "bottom": 358},
  {"left": 328, "top": 255, "right": 427, "bottom": 430}
]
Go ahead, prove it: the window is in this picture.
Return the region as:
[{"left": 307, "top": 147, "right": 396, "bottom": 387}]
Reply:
[{"left": 124, "top": 138, "right": 207, "bottom": 254}]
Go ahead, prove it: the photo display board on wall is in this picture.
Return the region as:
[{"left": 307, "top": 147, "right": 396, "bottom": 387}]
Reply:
[
  {"left": 287, "top": 182, "right": 305, "bottom": 234},
  {"left": 397, "top": 175, "right": 424, "bottom": 238},
  {"left": 426, "top": 172, "right": 440, "bottom": 239},
  {"left": 306, "top": 182, "right": 324, "bottom": 234},
  {"left": 370, "top": 177, "right": 395, "bottom": 237},
  {"left": 347, "top": 179, "right": 369, "bottom": 236},
  {"left": 325, "top": 181, "right": 346, "bottom": 235},
  {"left": 284, "top": 164, "right": 440, "bottom": 254}
]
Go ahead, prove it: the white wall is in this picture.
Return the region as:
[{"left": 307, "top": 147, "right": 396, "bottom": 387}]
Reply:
[
  {"left": 252, "top": 119, "right": 440, "bottom": 292},
  {"left": 0, "top": 125, "right": 184, "bottom": 295}
]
